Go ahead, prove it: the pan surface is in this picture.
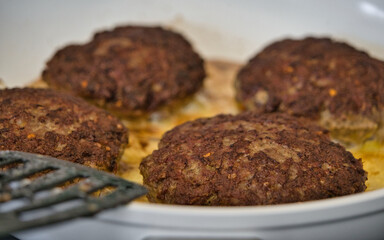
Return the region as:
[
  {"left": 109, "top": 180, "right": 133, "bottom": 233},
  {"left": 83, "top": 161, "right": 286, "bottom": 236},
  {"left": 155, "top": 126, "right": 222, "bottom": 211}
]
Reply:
[{"left": 1, "top": 0, "right": 384, "bottom": 239}]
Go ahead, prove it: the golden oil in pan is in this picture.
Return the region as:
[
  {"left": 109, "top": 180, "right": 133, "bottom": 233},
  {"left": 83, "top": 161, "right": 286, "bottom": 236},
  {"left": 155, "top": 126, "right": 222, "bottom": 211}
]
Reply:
[{"left": 350, "top": 141, "right": 384, "bottom": 191}]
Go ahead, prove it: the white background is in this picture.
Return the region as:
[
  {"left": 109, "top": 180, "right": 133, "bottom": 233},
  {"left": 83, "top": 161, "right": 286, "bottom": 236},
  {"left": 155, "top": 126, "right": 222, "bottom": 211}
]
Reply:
[{"left": 1, "top": 0, "right": 384, "bottom": 87}]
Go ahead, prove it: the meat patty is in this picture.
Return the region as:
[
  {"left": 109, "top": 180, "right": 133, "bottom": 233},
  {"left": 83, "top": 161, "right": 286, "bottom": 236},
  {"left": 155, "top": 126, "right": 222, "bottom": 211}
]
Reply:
[
  {"left": 0, "top": 88, "right": 128, "bottom": 173},
  {"left": 140, "top": 112, "right": 367, "bottom": 206},
  {"left": 235, "top": 37, "right": 384, "bottom": 144},
  {"left": 42, "top": 26, "right": 206, "bottom": 117}
]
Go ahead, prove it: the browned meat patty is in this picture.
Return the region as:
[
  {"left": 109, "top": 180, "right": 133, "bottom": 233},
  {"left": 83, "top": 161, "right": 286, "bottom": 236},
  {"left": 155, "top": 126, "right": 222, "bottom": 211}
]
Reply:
[
  {"left": 235, "top": 37, "right": 384, "bottom": 144},
  {"left": 42, "top": 26, "right": 206, "bottom": 117},
  {"left": 140, "top": 112, "right": 367, "bottom": 206},
  {"left": 0, "top": 88, "right": 128, "bottom": 173}
]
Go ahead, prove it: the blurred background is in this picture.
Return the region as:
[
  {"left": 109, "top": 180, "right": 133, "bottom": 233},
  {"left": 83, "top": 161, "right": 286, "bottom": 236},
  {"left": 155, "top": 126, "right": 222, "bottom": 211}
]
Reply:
[{"left": 1, "top": 0, "right": 384, "bottom": 87}]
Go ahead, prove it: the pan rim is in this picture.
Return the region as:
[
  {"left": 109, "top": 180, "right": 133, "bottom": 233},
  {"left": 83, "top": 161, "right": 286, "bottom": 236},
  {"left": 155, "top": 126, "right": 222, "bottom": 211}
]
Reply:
[{"left": 96, "top": 187, "right": 384, "bottom": 229}]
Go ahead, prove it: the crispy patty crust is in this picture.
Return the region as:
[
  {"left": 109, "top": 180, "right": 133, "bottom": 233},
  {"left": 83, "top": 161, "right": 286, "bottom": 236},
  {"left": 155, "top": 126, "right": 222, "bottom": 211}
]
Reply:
[
  {"left": 0, "top": 88, "right": 128, "bottom": 172},
  {"left": 235, "top": 37, "right": 384, "bottom": 144},
  {"left": 42, "top": 26, "right": 205, "bottom": 117},
  {"left": 140, "top": 112, "right": 366, "bottom": 206}
]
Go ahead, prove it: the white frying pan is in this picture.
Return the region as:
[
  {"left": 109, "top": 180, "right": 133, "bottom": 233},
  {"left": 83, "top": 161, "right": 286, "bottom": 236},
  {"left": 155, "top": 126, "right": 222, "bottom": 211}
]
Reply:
[{"left": 1, "top": 0, "right": 384, "bottom": 239}]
